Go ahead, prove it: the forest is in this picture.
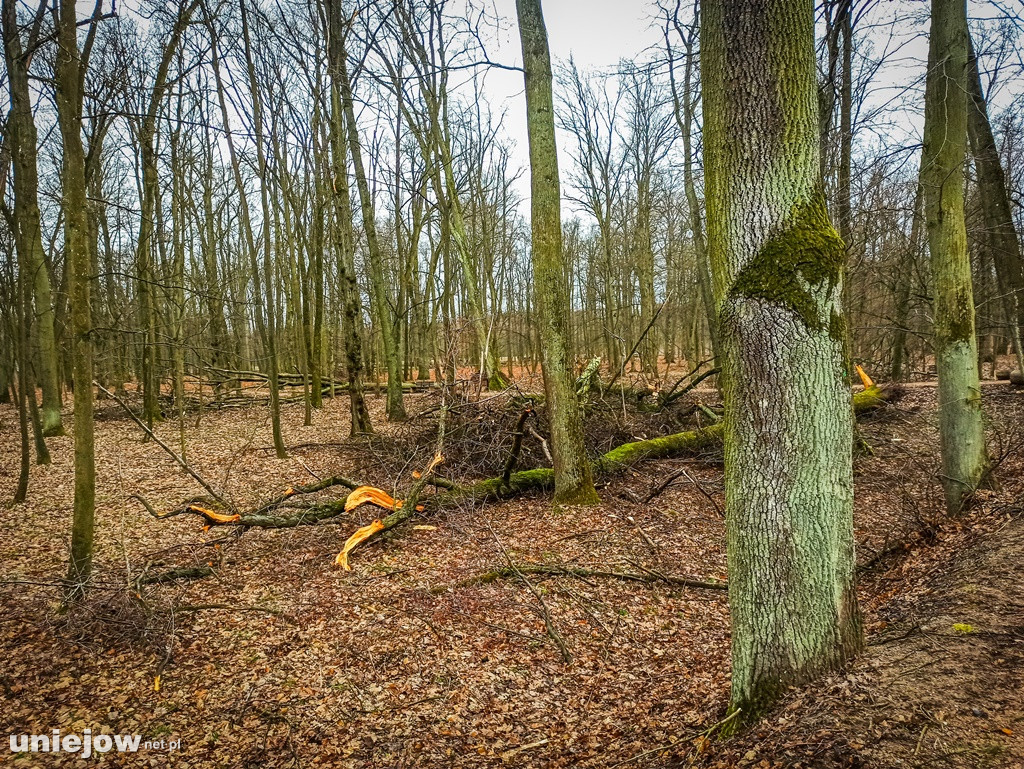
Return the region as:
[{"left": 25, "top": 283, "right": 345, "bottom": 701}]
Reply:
[{"left": 1, "top": 0, "right": 1023, "bottom": 766}]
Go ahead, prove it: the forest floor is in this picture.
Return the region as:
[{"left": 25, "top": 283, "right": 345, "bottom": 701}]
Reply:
[{"left": 1, "top": 378, "right": 1022, "bottom": 768}]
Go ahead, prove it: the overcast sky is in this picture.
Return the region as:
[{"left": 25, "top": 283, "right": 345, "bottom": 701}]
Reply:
[
  {"left": 477, "top": 0, "right": 668, "bottom": 207},
  {"left": 462, "top": 0, "right": 1022, "bottom": 217}
]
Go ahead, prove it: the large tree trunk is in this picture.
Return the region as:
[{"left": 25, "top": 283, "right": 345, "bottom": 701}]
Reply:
[
  {"left": 702, "top": 0, "right": 863, "bottom": 724},
  {"left": 54, "top": 0, "right": 96, "bottom": 599},
  {"left": 516, "top": 0, "right": 599, "bottom": 506},
  {"left": 922, "top": 0, "right": 988, "bottom": 513},
  {"left": 2, "top": 0, "right": 63, "bottom": 437}
]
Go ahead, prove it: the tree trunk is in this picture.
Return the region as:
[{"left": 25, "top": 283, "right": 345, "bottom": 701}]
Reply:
[
  {"left": 922, "top": 0, "right": 988, "bottom": 513},
  {"left": 206, "top": 0, "right": 287, "bottom": 457},
  {"left": 516, "top": 0, "right": 599, "bottom": 506},
  {"left": 54, "top": 0, "right": 96, "bottom": 600},
  {"left": 2, "top": 0, "right": 63, "bottom": 437},
  {"left": 702, "top": 0, "right": 863, "bottom": 724},
  {"left": 966, "top": 35, "right": 1024, "bottom": 375},
  {"left": 326, "top": 0, "right": 373, "bottom": 434},
  {"left": 335, "top": 31, "right": 407, "bottom": 421},
  {"left": 890, "top": 184, "right": 924, "bottom": 381}
]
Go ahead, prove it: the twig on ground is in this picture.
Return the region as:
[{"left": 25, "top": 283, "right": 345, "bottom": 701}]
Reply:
[{"left": 486, "top": 524, "right": 573, "bottom": 664}]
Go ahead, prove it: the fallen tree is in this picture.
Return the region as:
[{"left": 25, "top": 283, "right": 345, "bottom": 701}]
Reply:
[{"left": 144, "top": 384, "right": 896, "bottom": 569}]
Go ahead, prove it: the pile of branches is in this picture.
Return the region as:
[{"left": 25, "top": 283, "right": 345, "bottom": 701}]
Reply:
[{"left": 384, "top": 369, "right": 725, "bottom": 481}]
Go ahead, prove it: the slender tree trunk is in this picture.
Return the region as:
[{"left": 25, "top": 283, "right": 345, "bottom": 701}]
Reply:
[
  {"left": 13, "top": 274, "right": 31, "bottom": 503},
  {"left": 516, "top": 0, "right": 599, "bottom": 506},
  {"left": 136, "top": 134, "right": 162, "bottom": 429},
  {"left": 673, "top": 6, "right": 720, "bottom": 364},
  {"left": 54, "top": 0, "right": 96, "bottom": 600},
  {"left": 325, "top": 0, "right": 373, "bottom": 434},
  {"left": 966, "top": 36, "right": 1024, "bottom": 375},
  {"left": 702, "top": 0, "right": 863, "bottom": 724},
  {"left": 891, "top": 184, "right": 924, "bottom": 381},
  {"left": 2, "top": 0, "right": 63, "bottom": 437},
  {"left": 335, "top": 32, "right": 406, "bottom": 421},
  {"left": 205, "top": 0, "right": 286, "bottom": 457},
  {"left": 238, "top": 0, "right": 287, "bottom": 457},
  {"left": 922, "top": 0, "right": 988, "bottom": 513}
]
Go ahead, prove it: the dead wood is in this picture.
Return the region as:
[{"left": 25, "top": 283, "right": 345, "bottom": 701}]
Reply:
[
  {"left": 148, "top": 385, "right": 896, "bottom": 571},
  {"left": 440, "top": 562, "right": 728, "bottom": 592},
  {"left": 135, "top": 566, "right": 215, "bottom": 587}
]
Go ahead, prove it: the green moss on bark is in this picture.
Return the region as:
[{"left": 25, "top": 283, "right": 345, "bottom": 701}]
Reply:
[
  {"left": 945, "top": 283, "right": 977, "bottom": 343},
  {"left": 730, "top": 194, "right": 846, "bottom": 330}
]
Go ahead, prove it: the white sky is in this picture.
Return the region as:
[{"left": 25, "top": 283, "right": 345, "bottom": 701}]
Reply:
[{"left": 478, "top": 0, "right": 667, "bottom": 207}]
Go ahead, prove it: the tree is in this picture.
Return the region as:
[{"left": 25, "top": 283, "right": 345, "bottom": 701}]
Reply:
[
  {"left": 515, "top": 0, "right": 599, "bottom": 507},
  {"left": 325, "top": 0, "right": 373, "bottom": 435},
  {"left": 2, "top": 0, "right": 63, "bottom": 437},
  {"left": 701, "top": 0, "right": 862, "bottom": 722},
  {"left": 921, "top": 0, "right": 988, "bottom": 513},
  {"left": 54, "top": 0, "right": 98, "bottom": 599},
  {"left": 335, "top": 26, "right": 407, "bottom": 421},
  {"left": 663, "top": 0, "right": 720, "bottom": 364},
  {"left": 967, "top": 35, "right": 1024, "bottom": 376},
  {"left": 130, "top": 1, "right": 198, "bottom": 430}
]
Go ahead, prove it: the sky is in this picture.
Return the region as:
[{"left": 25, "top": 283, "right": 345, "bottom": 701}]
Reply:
[
  {"left": 466, "top": 0, "right": 1024, "bottom": 216},
  {"left": 462, "top": 0, "right": 668, "bottom": 208},
  {"left": 84, "top": 0, "right": 1023, "bottom": 225}
]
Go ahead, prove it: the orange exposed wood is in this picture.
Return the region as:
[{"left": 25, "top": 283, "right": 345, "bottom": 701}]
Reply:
[{"left": 335, "top": 519, "right": 385, "bottom": 570}]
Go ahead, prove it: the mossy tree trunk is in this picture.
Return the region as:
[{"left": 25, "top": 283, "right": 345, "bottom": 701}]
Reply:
[
  {"left": 701, "top": 0, "right": 863, "bottom": 724},
  {"left": 2, "top": 0, "right": 63, "bottom": 437},
  {"left": 921, "top": 0, "right": 988, "bottom": 513},
  {"left": 54, "top": 0, "right": 96, "bottom": 600},
  {"left": 516, "top": 0, "right": 599, "bottom": 506}
]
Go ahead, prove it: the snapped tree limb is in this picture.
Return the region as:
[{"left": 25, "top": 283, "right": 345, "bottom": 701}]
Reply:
[{"left": 147, "top": 385, "right": 895, "bottom": 570}]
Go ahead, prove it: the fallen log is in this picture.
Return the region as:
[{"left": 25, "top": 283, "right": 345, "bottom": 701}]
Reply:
[
  {"left": 437, "top": 562, "right": 728, "bottom": 593},
  {"left": 135, "top": 565, "right": 215, "bottom": 587},
  {"left": 133, "top": 475, "right": 360, "bottom": 529},
  {"left": 338, "top": 384, "right": 895, "bottom": 566}
]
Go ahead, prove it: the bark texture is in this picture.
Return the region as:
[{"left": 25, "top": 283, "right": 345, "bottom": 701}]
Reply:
[
  {"left": 921, "top": 0, "right": 988, "bottom": 513},
  {"left": 516, "top": 0, "right": 598, "bottom": 506},
  {"left": 701, "top": 0, "right": 863, "bottom": 723},
  {"left": 54, "top": 0, "right": 96, "bottom": 598}
]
